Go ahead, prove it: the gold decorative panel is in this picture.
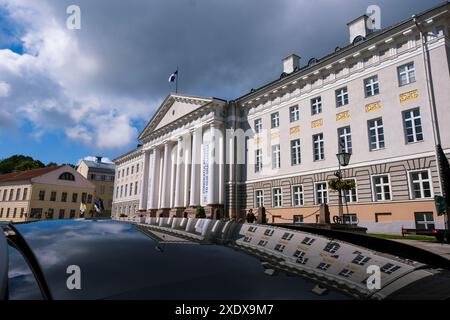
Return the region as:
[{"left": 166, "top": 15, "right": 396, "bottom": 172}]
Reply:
[
  {"left": 290, "top": 126, "right": 300, "bottom": 135},
  {"left": 271, "top": 132, "right": 280, "bottom": 140},
  {"left": 336, "top": 111, "right": 350, "bottom": 121},
  {"left": 365, "top": 101, "right": 381, "bottom": 113},
  {"left": 400, "top": 89, "right": 419, "bottom": 103},
  {"left": 311, "top": 118, "right": 323, "bottom": 129},
  {"left": 255, "top": 137, "right": 261, "bottom": 145}
]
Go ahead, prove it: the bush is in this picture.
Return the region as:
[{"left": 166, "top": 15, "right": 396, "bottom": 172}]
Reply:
[
  {"left": 195, "top": 206, "right": 206, "bottom": 218},
  {"left": 328, "top": 179, "right": 355, "bottom": 192}
]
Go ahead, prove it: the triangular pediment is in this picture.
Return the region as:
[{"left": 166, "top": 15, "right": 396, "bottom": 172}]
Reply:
[{"left": 138, "top": 93, "right": 220, "bottom": 140}]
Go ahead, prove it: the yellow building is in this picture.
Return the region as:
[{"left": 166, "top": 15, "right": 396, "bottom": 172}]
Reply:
[
  {"left": 0, "top": 165, "right": 95, "bottom": 222},
  {"left": 77, "top": 157, "right": 115, "bottom": 217}
]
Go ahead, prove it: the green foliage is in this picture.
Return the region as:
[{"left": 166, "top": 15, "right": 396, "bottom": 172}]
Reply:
[
  {"left": 195, "top": 206, "right": 206, "bottom": 218},
  {"left": 328, "top": 179, "right": 355, "bottom": 191},
  {"left": 0, "top": 155, "right": 46, "bottom": 174}
]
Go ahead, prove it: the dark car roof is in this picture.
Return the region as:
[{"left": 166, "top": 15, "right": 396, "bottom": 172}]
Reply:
[{"left": 12, "top": 220, "right": 348, "bottom": 300}]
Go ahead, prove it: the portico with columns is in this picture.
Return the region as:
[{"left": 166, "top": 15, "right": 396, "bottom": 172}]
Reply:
[{"left": 137, "top": 93, "right": 227, "bottom": 218}]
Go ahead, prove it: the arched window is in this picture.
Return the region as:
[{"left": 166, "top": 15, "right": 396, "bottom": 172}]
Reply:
[
  {"left": 308, "top": 58, "right": 318, "bottom": 66},
  {"left": 59, "top": 172, "right": 75, "bottom": 181},
  {"left": 352, "top": 35, "right": 365, "bottom": 45}
]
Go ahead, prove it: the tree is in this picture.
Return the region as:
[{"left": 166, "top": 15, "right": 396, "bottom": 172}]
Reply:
[{"left": 0, "top": 155, "right": 46, "bottom": 174}]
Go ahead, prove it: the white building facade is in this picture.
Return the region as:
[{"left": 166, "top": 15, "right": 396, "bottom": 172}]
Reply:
[{"left": 113, "top": 3, "right": 450, "bottom": 233}]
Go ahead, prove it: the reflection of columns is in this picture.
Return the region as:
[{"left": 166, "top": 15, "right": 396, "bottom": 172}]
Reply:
[
  {"left": 189, "top": 128, "right": 201, "bottom": 207},
  {"left": 208, "top": 122, "right": 218, "bottom": 205},
  {"left": 148, "top": 147, "right": 160, "bottom": 209},
  {"left": 139, "top": 150, "right": 150, "bottom": 211},
  {"left": 174, "top": 136, "right": 184, "bottom": 208},
  {"left": 183, "top": 132, "right": 192, "bottom": 207},
  {"left": 160, "top": 141, "right": 172, "bottom": 208}
]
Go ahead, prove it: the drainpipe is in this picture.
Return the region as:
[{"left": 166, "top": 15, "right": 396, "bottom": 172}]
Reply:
[{"left": 413, "top": 15, "right": 447, "bottom": 230}]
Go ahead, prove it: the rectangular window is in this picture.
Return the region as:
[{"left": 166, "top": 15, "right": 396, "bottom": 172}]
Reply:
[
  {"left": 272, "top": 144, "right": 281, "bottom": 169},
  {"left": 254, "top": 118, "right": 262, "bottom": 133},
  {"left": 403, "top": 108, "right": 423, "bottom": 143},
  {"left": 274, "top": 244, "right": 285, "bottom": 252},
  {"left": 415, "top": 212, "right": 435, "bottom": 230},
  {"left": 317, "top": 263, "right": 331, "bottom": 271},
  {"left": 290, "top": 139, "right": 301, "bottom": 165},
  {"left": 15, "top": 189, "right": 21, "bottom": 201},
  {"left": 2, "top": 190, "right": 6, "bottom": 201},
  {"left": 131, "top": 166, "right": 134, "bottom": 174},
  {"left": 254, "top": 190, "right": 264, "bottom": 208},
  {"left": 255, "top": 149, "right": 263, "bottom": 172},
  {"left": 368, "top": 118, "right": 385, "bottom": 150},
  {"left": 120, "top": 186, "right": 123, "bottom": 198},
  {"left": 381, "top": 263, "right": 401, "bottom": 274},
  {"left": 311, "top": 96, "right": 322, "bottom": 115},
  {"left": 135, "top": 182, "right": 138, "bottom": 195},
  {"left": 293, "top": 215, "right": 304, "bottom": 224},
  {"left": 289, "top": 105, "right": 300, "bottom": 122},
  {"left": 292, "top": 185, "right": 304, "bottom": 207},
  {"left": 22, "top": 188, "right": 28, "bottom": 201},
  {"left": 364, "top": 75, "right": 380, "bottom": 97},
  {"left": 264, "top": 229, "right": 274, "bottom": 236},
  {"left": 339, "top": 269, "right": 354, "bottom": 278},
  {"left": 281, "top": 232, "right": 294, "bottom": 241},
  {"left": 352, "top": 254, "right": 371, "bottom": 265},
  {"left": 343, "top": 213, "right": 358, "bottom": 225},
  {"left": 398, "top": 62, "right": 415, "bottom": 86},
  {"left": 59, "top": 209, "right": 65, "bottom": 219},
  {"left": 271, "top": 112, "right": 279, "bottom": 128},
  {"left": 61, "top": 192, "right": 67, "bottom": 202},
  {"left": 87, "top": 194, "right": 93, "bottom": 204},
  {"left": 313, "top": 133, "right": 324, "bottom": 161},
  {"left": 39, "top": 190, "right": 45, "bottom": 201},
  {"left": 324, "top": 242, "right": 341, "bottom": 254},
  {"left": 9, "top": 189, "right": 14, "bottom": 201},
  {"left": 136, "top": 163, "right": 139, "bottom": 173},
  {"left": 302, "top": 237, "right": 315, "bottom": 245},
  {"left": 72, "top": 193, "right": 78, "bottom": 203},
  {"left": 373, "top": 175, "right": 391, "bottom": 201},
  {"left": 410, "top": 171, "right": 432, "bottom": 199},
  {"left": 129, "top": 183, "right": 133, "bottom": 196},
  {"left": 338, "top": 126, "right": 352, "bottom": 154},
  {"left": 343, "top": 179, "right": 357, "bottom": 203},
  {"left": 272, "top": 188, "right": 282, "bottom": 207},
  {"left": 126, "top": 168, "right": 129, "bottom": 176},
  {"left": 70, "top": 209, "right": 76, "bottom": 219},
  {"left": 315, "top": 182, "right": 328, "bottom": 204},
  {"left": 335, "top": 87, "right": 349, "bottom": 107},
  {"left": 50, "top": 191, "right": 56, "bottom": 202}
]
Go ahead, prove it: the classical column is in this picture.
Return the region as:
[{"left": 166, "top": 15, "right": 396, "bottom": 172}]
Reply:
[
  {"left": 148, "top": 146, "right": 160, "bottom": 209},
  {"left": 189, "top": 128, "right": 201, "bottom": 207},
  {"left": 183, "top": 131, "right": 192, "bottom": 207},
  {"left": 138, "top": 150, "right": 150, "bottom": 211},
  {"left": 160, "top": 141, "right": 172, "bottom": 209},
  {"left": 174, "top": 136, "right": 184, "bottom": 208},
  {"left": 207, "top": 122, "right": 218, "bottom": 205}
]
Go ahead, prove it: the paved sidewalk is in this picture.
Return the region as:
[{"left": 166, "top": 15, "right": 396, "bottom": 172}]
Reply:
[{"left": 392, "top": 239, "right": 450, "bottom": 261}]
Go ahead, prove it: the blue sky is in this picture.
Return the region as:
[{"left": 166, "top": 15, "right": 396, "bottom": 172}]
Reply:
[{"left": 0, "top": 0, "right": 444, "bottom": 165}]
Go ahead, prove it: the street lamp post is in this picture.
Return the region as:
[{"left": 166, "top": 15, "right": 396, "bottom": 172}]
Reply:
[{"left": 335, "top": 151, "right": 351, "bottom": 224}]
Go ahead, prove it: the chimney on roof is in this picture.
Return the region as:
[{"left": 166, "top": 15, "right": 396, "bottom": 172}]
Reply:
[
  {"left": 282, "top": 54, "right": 300, "bottom": 74},
  {"left": 347, "top": 15, "right": 372, "bottom": 44},
  {"left": 95, "top": 156, "right": 102, "bottom": 163}
]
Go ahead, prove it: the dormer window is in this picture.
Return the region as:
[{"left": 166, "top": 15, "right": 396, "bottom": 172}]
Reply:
[{"left": 59, "top": 172, "right": 75, "bottom": 181}]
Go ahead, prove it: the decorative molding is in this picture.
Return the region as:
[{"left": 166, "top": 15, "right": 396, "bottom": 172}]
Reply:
[
  {"left": 311, "top": 118, "right": 323, "bottom": 129},
  {"left": 290, "top": 126, "right": 300, "bottom": 135},
  {"left": 365, "top": 101, "right": 382, "bottom": 113},
  {"left": 271, "top": 132, "right": 280, "bottom": 140},
  {"left": 336, "top": 111, "right": 350, "bottom": 121},
  {"left": 400, "top": 89, "right": 419, "bottom": 103}
]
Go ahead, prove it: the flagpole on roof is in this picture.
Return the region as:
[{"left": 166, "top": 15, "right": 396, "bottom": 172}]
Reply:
[{"left": 176, "top": 66, "right": 179, "bottom": 93}]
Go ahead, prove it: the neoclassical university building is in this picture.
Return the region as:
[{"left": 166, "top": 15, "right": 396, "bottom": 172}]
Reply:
[{"left": 113, "top": 2, "right": 450, "bottom": 233}]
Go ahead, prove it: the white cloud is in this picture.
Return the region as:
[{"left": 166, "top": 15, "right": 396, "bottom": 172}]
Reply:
[{"left": 0, "top": 81, "right": 11, "bottom": 97}]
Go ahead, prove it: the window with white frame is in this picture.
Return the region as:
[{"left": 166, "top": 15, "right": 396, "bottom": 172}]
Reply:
[
  {"left": 403, "top": 108, "right": 423, "bottom": 143},
  {"left": 254, "top": 118, "right": 262, "bottom": 133},
  {"left": 335, "top": 87, "right": 349, "bottom": 107},
  {"left": 324, "top": 242, "right": 341, "bottom": 254},
  {"left": 343, "top": 213, "right": 358, "bottom": 225},
  {"left": 352, "top": 254, "right": 371, "bottom": 265},
  {"left": 364, "top": 75, "right": 380, "bottom": 97},
  {"left": 368, "top": 118, "right": 385, "bottom": 150},
  {"left": 292, "top": 185, "right": 304, "bottom": 207},
  {"left": 254, "top": 190, "right": 264, "bottom": 208},
  {"left": 289, "top": 105, "right": 300, "bottom": 122},
  {"left": 338, "top": 126, "right": 352, "bottom": 154},
  {"left": 264, "top": 229, "right": 274, "bottom": 236},
  {"left": 317, "top": 263, "right": 331, "bottom": 270},
  {"left": 281, "top": 232, "right": 294, "bottom": 241},
  {"left": 414, "top": 212, "right": 435, "bottom": 230},
  {"left": 274, "top": 244, "right": 285, "bottom": 252},
  {"left": 272, "top": 144, "right": 281, "bottom": 169},
  {"left": 373, "top": 175, "right": 391, "bottom": 201},
  {"left": 302, "top": 237, "right": 315, "bottom": 245},
  {"left": 271, "top": 112, "right": 280, "bottom": 128},
  {"left": 255, "top": 148, "right": 263, "bottom": 172},
  {"left": 343, "top": 179, "right": 357, "bottom": 203},
  {"left": 410, "top": 171, "right": 432, "bottom": 199},
  {"left": 311, "top": 96, "right": 322, "bottom": 115},
  {"left": 315, "top": 182, "right": 328, "bottom": 204},
  {"left": 398, "top": 62, "right": 416, "bottom": 86},
  {"left": 381, "top": 263, "right": 401, "bottom": 274},
  {"left": 272, "top": 188, "right": 282, "bottom": 207},
  {"left": 293, "top": 215, "right": 303, "bottom": 224},
  {"left": 291, "top": 139, "right": 301, "bottom": 165},
  {"left": 339, "top": 269, "right": 354, "bottom": 278},
  {"left": 313, "top": 133, "right": 324, "bottom": 161}
]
